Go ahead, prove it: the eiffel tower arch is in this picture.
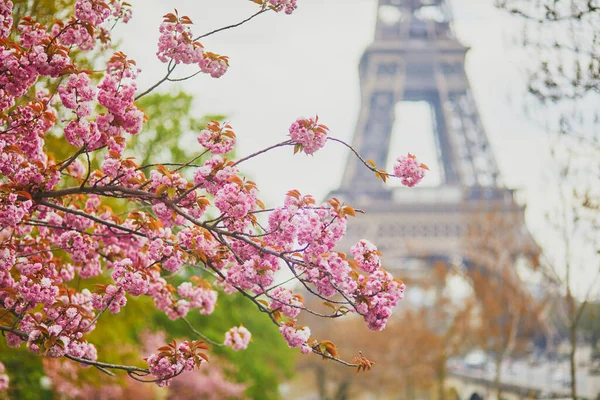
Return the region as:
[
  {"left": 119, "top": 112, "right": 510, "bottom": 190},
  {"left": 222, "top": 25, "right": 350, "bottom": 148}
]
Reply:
[{"left": 330, "top": 0, "right": 540, "bottom": 302}]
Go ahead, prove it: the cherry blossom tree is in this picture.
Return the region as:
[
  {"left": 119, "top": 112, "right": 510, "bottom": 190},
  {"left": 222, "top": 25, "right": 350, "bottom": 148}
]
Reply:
[{"left": 0, "top": 0, "right": 428, "bottom": 389}]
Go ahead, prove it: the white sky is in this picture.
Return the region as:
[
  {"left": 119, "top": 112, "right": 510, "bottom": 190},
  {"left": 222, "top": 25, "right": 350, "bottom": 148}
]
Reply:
[{"left": 116, "top": 0, "right": 596, "bottom": 297}]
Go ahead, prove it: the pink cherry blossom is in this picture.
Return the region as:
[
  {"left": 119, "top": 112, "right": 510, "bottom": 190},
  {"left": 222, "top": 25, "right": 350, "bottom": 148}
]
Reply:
[
  {"left": 197, "top": 120, "right": 236, "bottom": 154},
  {"left": 75, "top": 0, "right": 111, "bottom": 25},
  {"left": 58, "top": 72, "right": 96, "bottom": 117},
  {"left": 393, "top": 153, "right": 427, "bottom": 187},
  {"left": 0, "top": 1, "right": 13, "bottom": 39},
  {"left": 268, "top": 0, "right": 298, "bottom": 15},
  {"left": 279, "top": 323, "right": 312, "bottom": 354},
  {"left": 224, "top": 326, "right": 252, "bottom": 350},
  {"left": 350, "top": 239, "right": 381, "bottom": 273},
  {"left": 289, "top": 115, "right": 329, "bottom": 155},
  {"left": 0, "top": 361, "right": 9, "bottom": 391},
  {"left": 147, "top": 340, "right": 208, "bottom": 387},
  {"left": 269, "top": 287, "right": 303, "bottom": 318},
  {"left": 157, "top": 19, "right": 204, "bottom": 65}
]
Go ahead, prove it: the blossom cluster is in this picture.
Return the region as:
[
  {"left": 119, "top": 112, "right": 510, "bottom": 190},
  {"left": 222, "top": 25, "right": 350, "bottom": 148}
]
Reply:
[
  {"left": 269, "top": 287, "right": 303, "bottom": 318},
  {"left": 0, "top": 1, "right": 13, "bottom": 39},
  {"left": 268, "top": 0, "right": 298, "bottom": 15},
  {"left": 146, "top": 340, "right": 209, "bottom": 387},
  {"left": 0, "top": 361, "right": 8, "bottom": 392},
  {"left": 157, "top": 12, "right": 229, "bottom": 78},
  {"left": 197, "top": 120, "right": 236, "bottom": 154},
  {"left": 393, "top": 153, "right": 428, "bottom": 187},
  {"left": 224, "top": 326, "right": 252, "bottom": 351},
  {"left": 350, "top": 239, "right": 381, "bottom": 273},
  {"left": 289, "top": 115, "right": 329, "bottom": 155},
  {"left": 53, "top": 0, "right": 130, "bottom": 51},
  {"left": 280, "top": 323, "right": 312, "bottom": 354}
]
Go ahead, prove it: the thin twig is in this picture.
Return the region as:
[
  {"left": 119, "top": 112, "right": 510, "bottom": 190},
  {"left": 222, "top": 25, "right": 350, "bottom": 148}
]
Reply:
[
  {"left": 232, "top": 140, "right": 293, "bottom": 167},
  {"left": 180, "top": 317, "right": 225, "bottom": 347},
  {"left": 194, "top": 9, "right": 269, "bottom": 40}
]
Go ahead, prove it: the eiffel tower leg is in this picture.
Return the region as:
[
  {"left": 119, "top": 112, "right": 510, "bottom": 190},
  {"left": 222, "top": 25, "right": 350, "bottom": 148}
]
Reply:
[
  {"left": 341, "top": 90, "right": 397, "bottom": 195},
  {"left": 445, "top": 90, "right": 501, "bottom": 187}
]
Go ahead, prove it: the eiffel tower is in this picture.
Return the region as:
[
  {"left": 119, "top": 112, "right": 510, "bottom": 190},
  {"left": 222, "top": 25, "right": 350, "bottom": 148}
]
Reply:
[{"left": 330, "top": 0, "right": 539, "bottom": 293}]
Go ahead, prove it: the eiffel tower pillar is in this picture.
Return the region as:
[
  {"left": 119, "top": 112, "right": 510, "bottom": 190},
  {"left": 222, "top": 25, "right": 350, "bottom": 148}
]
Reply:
[{"left": 330, "top": 0, "right": 539, "bottom": 285}]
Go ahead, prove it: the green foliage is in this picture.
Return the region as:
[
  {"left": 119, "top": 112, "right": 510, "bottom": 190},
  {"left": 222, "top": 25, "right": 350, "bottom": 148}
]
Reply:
[
  {"left": 0, "top": 340, "right": 53, "bottom": 400},
  {"left": 11, "top": 0, "right": 75, "bottom": 26}
]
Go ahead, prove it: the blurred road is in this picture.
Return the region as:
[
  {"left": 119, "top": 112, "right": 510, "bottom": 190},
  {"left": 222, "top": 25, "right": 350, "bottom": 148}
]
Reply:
[{"left": 449, "top": 359, "right": 595, "bottom": 398}]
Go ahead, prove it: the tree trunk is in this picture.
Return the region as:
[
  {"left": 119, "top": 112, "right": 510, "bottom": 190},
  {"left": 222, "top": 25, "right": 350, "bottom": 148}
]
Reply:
[
  {"left": 570, "top": 319, "right": 577, "bottom": 399},
  {"left": 316, "top": 365, "right": 329, "bottom": 400},
  {"left": 438, "top": 360, "right": 446, "bottom": 400},
  {"left": 567, "top": 287, "right": 578, "bottom": 400},
  {"left": 407, "top": 377, "right": 415, "bottom": 400},
  {"left": 494, "top": 353, "right": 504, "bottom": 400},
  {"left": 334, "top": 379, "right": 351, "bottom": 400}
]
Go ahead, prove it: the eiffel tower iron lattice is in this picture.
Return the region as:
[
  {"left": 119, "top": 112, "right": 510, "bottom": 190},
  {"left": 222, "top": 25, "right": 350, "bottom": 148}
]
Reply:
[{"left": 329, "top": 0, "right": 540, "bottom": 294}]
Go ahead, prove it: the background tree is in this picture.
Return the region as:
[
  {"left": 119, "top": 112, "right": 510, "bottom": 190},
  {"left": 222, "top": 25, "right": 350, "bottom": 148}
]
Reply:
[
  {"left": 462, "top": 210, "right": 543, "bottom": 399},
  {"left": 494, "top": 3, "right": 600, "bottom": 396}
]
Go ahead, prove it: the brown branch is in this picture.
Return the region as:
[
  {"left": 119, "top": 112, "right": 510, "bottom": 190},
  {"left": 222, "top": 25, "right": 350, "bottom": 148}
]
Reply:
[
  {"left": 57, "top": 145, "right": 87, "bottom": 172},
  {"left": 193, "top": 9, "right": 269, "bottom": 41},
  {"left": 35, "top": 199, "right": 144, "bottom": 237},
  {"left": 135, "top": 61, "right": 176, "bottom": 101},
  {"left": 232, "top": 140, "right": 293, "bottom": 167},
  {"left": 327, "top": 137, "right": 389, "bottom": 177},
  {"left": 0, "top": 325, "right": 149, "bottom": 375}
]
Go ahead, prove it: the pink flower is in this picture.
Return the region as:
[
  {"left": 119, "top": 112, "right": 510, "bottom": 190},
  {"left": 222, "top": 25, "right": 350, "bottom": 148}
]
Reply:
[
  {"left": 268, "top": 0, "right": 298, "bottom": 14},
  {"left": 214, "top": 183, "right": 257, "bottom": 219},
  {"left": 6, "top": 332, "right": 23, "bottom": 348},
  {"left": 58, "top": 72, "right": 96, "bottom": 117},
  {"left": 289, "top": 116, "right": 329, "bottom": 155},
  {"left": 356, "top": 270, "right": 406, "bottom": 331},
  {"left": 92, "top": 285, "right": 127, "bottom": 313},
  {"left": 269, "top": 287, "right": 302, "bottom": 318},
  {"left": 197, "top": 120, "right": 236, "bottom": 154},
  {"left": 393, "top": 153, "right": 428, "bottom": 187},
  {"left": 224, "top": 326, "right": 251, "bottom": 351},
  {"left": 199, "top": 53, "right": 229, "bottom": 78},
  {"left": 111, "top": 258, "right": 149, "bottom": 296},
  {"left": 75, "top": 0, "right": 111, "bottom": 25},
  {"left": 279, "top": 324, "right": 311, "bottom": 354},
  {"left": 350, "top": 239, "right": 381, "bottom": 273},
  {"left": 147, "top": 340, "right": 208, "bottom": 387},
  {"left": 193, "top": 155, "right": 238, "bottom": 195},
  {"left": 18, "top": 19, "right": 47, "bottom": 48},
  {"left": 177, "top": 282, "right": 217, "bottom": 315},
  {"left": 156, "top": 13, "right": 229, "bottom": 78},
  {"left": 0, "top": 1, "right": 13, "bottom": 39},
  {"left": 64, "top": 119, "right": 101, "bottom": 148},
  {"left": 0, "top": 361, "right": 9, "bottom": 391},
  {"left": 156, "top": 19, "right": 203, "bottom": 65}
]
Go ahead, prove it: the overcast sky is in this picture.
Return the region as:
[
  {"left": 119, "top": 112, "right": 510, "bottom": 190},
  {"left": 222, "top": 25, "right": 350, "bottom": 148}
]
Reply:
[{"left": 116, "top": 0, "right": 596, "bottom": 297}]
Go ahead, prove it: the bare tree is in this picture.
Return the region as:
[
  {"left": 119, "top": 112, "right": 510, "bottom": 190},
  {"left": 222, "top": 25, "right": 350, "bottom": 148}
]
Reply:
[
  {"left": 462, "top": 210, "right": 544, "bottom": 399},
  {"left": 495, "top": 2, "right": 600, "bottom": 397}
]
